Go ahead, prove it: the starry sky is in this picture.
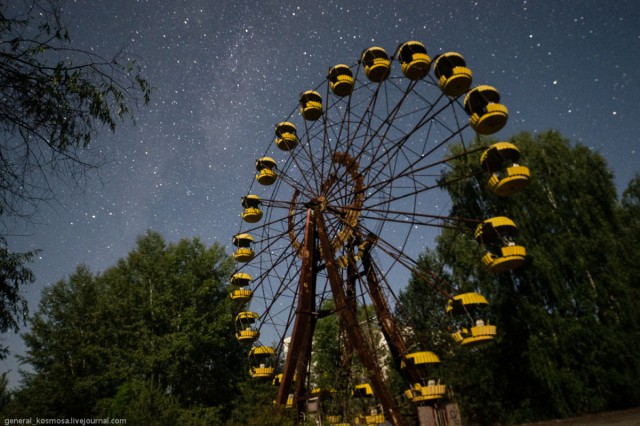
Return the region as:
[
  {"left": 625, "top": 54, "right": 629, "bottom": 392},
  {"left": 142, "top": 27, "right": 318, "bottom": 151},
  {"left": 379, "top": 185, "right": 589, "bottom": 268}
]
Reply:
[{"left": 2, "top": 0, "right": 639, "bottom": 386}]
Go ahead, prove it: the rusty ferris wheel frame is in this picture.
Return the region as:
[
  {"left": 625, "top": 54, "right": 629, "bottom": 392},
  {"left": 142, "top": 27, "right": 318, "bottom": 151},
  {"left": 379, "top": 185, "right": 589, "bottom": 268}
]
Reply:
[{"left": 230, "top": 41, "right": 524, "bottom": 426}]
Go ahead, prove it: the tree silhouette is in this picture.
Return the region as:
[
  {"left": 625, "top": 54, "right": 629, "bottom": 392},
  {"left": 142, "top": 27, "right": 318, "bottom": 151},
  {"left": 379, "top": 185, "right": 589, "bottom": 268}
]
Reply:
[
  {"left": 3, "top": 233, "right": 243, "bottom": 423},
  {"left": 0, "top": 0, "right": 150, "bottom": 357},
  {"left": 399, "top": 131, "right": 640, "bottom": 423},
  {"left": 1, "top": 0, "right": 150, "bottom": 218}
]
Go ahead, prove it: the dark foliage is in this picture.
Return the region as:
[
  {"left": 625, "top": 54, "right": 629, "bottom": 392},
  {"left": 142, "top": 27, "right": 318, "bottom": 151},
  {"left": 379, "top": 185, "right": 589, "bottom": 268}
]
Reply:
[
  {"left": 2, "top": 232, "right": 245, "bottom": 424},
  {"left": 0, "top": 0, "right": 150, "bottom": 218},
  {"left": 399, "top": 131, "right": 640, "bottom": 424},
  {"left": 0, "top": 0, "right": 150, "bottom": 361}
]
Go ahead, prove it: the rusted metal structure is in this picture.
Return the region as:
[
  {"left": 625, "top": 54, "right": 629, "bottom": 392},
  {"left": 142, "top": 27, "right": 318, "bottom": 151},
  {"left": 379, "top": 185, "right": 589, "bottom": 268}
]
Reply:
[{"left": 228, "top": 41, "right": 529, "bottom": 425}]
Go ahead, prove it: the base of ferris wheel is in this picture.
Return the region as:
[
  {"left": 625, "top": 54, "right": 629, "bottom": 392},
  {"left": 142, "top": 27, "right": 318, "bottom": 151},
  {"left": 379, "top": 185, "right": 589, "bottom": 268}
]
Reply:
[
  {"left": 291, "top": 395, "right": 463, "bottom": 426},
  {"left": 419, "top": 404, "right": 462, "bottom": 426}
]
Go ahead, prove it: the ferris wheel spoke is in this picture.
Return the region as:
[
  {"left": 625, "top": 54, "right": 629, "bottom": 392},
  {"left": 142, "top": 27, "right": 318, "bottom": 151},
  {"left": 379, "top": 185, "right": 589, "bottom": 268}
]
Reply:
[
  {"left": 359, "top": 101, "right": 468, "bottom": 194},
  {"left": 355, "top": 221, "right": 456, "bottom": 300},
  {"left": 356, "top": 207, "right": 473, "bottom": 229},
  {"left": 361, "top": 171, "right": 482, "bottom": 212},
  {"left": 318, "top": 83, "right": 353, "bottom": 183},
  {"left": 275, "top": 158, "right": 320, "bottom": 200},
  {"left": 321, "top": 77, "right": 388, "bottom": 183},
  {"left": 253, "top": 258, "right": 302, "bottom": 339},
  {"left": 335, "top": 81, "right": 444, "bottom": 189},
  {"left": 361, "top": 141, "right": 486, "bottom": 206},
  {"left": 249, "top": 225, "right": 296, "bottom": 258},
  {"left": 285, "top": 154, "right": 320, "bottom": 199},
  {"left": 365, "top": 254, "right": 405, "bottom": 308},
  {"left": 324, "top": 79, "right": 418, "bottom": 197},
  {"left": 255, "top": 162, "right": 308, "bottom": 208},
  {"left": 240, "top": 207, "right": 300, "bottom": 235},
  {"left": 259, "top": 196, "right": 309, "bottom": 211},
  {"left": 240, "top": 220, "right": 306, "bottom": 292},
  {"left": 301, "top": 117, "right": 334, "bottom": 194},
  {"left": 260, "top": 295, "right": 297, "bottom": 350},
  {"left": 399, "top": 117, "right": 439, "bottom": 159}
]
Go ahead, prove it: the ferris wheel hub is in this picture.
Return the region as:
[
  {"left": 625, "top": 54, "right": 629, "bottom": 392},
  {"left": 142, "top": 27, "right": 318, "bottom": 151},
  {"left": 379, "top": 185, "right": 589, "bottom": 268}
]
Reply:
[{"left": 304, "top": 195, "right": 327, "bottom": 212}]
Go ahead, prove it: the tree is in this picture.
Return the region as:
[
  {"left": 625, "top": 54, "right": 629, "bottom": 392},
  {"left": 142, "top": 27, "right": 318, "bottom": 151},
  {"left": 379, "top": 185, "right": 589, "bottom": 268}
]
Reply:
[
  {"left": 397, "top": 249, "right": 504, "bottom": 424},
  {"left": 399, "top": 131, "right": 640, "bottom": 423},
  {"left": 312, "top": 300, "right": 343, "bottom": 390},
  {"left": 310, "top": 300, "right": 411, "bottom": 423},
  {"left": 1, "top": 0, "right": 150, "bottom": 218},
  {"left": 2, "top": 232, "right": 245, "bottom": 422},
  {"left": 1, "top": 264, "right": 103, "bottom": 417},
  {"left": 0, "top": 0, "right": 150, "bottom": 360},
  {"left": 0, "top": 372, "right": 10, "bottom": 410},
  {"left": 618, "top": 173, "right": 640, "bottom": 284},
  {"left": 226, "top": 381, "right": 296, "bottom": 426},
  {"left": 0, "top": 241, "right": 36, "bottom": 359},
  {"left": 99, "top": 378, "right": 182, "bottom": 426}
]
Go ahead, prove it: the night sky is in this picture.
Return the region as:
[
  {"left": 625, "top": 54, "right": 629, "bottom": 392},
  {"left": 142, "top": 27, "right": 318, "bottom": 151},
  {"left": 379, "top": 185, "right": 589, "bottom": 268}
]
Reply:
[{"left": 3, "top": 0, "right": 639, "bottom": 386}]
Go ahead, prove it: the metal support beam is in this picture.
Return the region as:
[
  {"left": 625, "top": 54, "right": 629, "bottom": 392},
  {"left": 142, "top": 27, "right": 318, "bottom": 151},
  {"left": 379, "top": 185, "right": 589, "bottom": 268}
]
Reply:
[
  {"left": 316, "top": 213, "right": 407, "bottom": 426},
  {"left": 361, "top": 252, "right": 421, "bottom": 384},
  {"left": 276, "top": 209, "right": 317, "bottom": 416}
]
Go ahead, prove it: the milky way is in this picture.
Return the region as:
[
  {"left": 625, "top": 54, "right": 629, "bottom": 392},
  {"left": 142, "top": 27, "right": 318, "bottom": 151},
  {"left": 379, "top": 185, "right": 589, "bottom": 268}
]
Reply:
[{"left": 3, "top": 0, "right": 639, "bottom": 385}]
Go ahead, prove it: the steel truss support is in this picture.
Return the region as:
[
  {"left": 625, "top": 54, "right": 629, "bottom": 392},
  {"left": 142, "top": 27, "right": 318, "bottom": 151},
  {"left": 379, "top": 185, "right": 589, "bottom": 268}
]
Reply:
[
  {"left": 316, "top": 212, "right": 407, "bottom": 426},
  {"left": 276, "top": 210, "right": 317, "bottom": 417},
  {"left": 361, "top": 251, "right": 421, "bottom": 384}
]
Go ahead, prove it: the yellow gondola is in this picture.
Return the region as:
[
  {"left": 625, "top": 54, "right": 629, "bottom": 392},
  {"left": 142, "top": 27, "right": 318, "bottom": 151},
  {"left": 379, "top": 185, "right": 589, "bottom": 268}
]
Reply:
[
  {"left": 249, "top": 346, "right": 275, "bottom": 379},
  {"left": 447, "top": 292, "right": 497, "bottom": 346},
  {"left": 230, "top": 272, "right": 253, "bottom": 303},
  {"left": 300, "top": 90, "right": 323, "bottom": 121},
  {"left": 357, "top": 414, "right": 386, "bottom": 425},
  {"left": 404, "top": 382, "right": 447, "bottom": 403},
  {"left": 271, "top": 394, "right": 294, "bottom": 408},
  {"left": 255, "top": 157, "right": 277, "bottom": 186},
  {"left": 361, "top": 47, "right": 391, "bottom": 83},
  {"left": 241, "top": 195, "right": 263, "bottom": 223},
  {"left": 464, "top": 85, "right": 508, "bottom": 135},
  {"left": 433, "top": 52, "right": 473, "bottom": 97},
  {"left": 397, "top": 41, "right": 431, "bottom": 80},
  {"left": 272, "top": 372, "right": 296, "bottom": 387},
  {"left": 235, "top": 311, "right": 260, "bottom": 342},
  {"left": 352, "top": 384, "right": 386, "bottom": 425},
  {"left": 232, "top": 233, "right": 255, "bottom": 263},
  {"left": 272, "top": 373, "right": 282, "bottom": 386},
  {"left": 229, "top": 286, "right": 252, "bottom": 304},
  {"left": 310, "top": 387, "right": 336, "bottom": 398},
  {"left": 353, "top": 383, "right": 375, "bottom": 398},
  {"left": 481, "top": 142, "right": 530, "bottom": 196},
  {"left": 230, "top": 271, "right": 252, "bottom": 286},
  {"left": 401, "top": 351, "right": 446, "bottom": 403},
  {"left": 475, "top": 217, "right": 526, "bottom": 272},
  {"left": 401, "top": 350, "right": 440, "bottom": 367},
  {"left": 328, "top": 64, "right": 354, "bottom": 97},
  {"left": 320, "top": 388, "right": 346, "bottom": 425},
  {"left": 275, "top": 121, "right": 299, "bottom": 151},
  {"left": 326, "top": 415, "right": 347, "bottom": 425}
]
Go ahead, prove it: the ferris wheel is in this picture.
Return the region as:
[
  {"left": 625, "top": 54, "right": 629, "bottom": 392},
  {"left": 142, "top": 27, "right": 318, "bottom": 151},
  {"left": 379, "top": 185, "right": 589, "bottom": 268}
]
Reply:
[{"left": 229, "top": 41, "right": 529, "bottom": 426}]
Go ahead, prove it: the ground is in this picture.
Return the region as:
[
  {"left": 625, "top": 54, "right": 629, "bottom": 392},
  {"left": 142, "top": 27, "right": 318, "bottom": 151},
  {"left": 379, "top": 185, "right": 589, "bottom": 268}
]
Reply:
[{"left": 520, "top": 407, "right": 640, "bottom": 426}]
